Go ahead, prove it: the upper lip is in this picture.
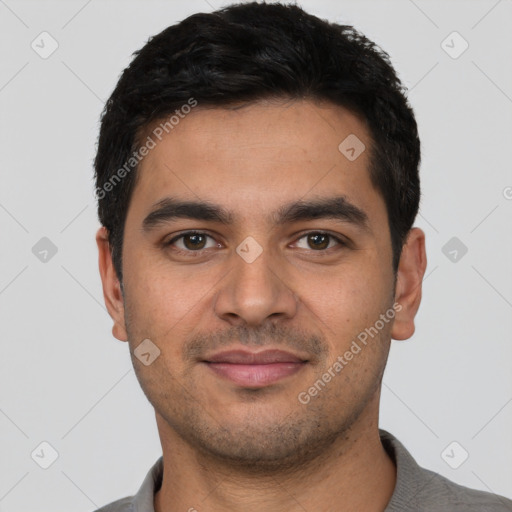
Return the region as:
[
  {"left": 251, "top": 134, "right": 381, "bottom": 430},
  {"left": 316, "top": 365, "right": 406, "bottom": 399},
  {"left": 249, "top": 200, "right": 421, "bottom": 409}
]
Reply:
[{"left": 204, "top": 349, "right": 307, "bottom": 364}]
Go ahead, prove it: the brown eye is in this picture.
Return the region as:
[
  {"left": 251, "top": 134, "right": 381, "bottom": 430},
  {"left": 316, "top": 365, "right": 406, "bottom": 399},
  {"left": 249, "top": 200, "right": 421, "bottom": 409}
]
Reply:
[
  {"left": 307, "top": 233, "right": 330, "bottom": 250},
  {"left": 183, "top": 233, "right": 207, "bottom": 250},
  {"left": 294, "top": 232, "right": 344, "bottom": 251},
  {"left": 167, "top": 232, "right": 217, "bottom": 252}
]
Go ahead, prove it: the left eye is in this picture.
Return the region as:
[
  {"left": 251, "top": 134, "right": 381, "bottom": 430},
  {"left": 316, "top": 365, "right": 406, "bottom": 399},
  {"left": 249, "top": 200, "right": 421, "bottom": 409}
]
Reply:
[
  {"left": 295, "top": 232, "right": 343, "bottom": 250},
  {"left": 169, "top": 232, "right": 218, "bottom": 251}
]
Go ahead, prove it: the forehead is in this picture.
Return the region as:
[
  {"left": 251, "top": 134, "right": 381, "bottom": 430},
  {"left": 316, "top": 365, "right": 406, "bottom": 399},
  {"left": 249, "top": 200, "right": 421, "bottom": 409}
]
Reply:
[{"left": 129, "top": 99, "right": 383, "bottom": 225}]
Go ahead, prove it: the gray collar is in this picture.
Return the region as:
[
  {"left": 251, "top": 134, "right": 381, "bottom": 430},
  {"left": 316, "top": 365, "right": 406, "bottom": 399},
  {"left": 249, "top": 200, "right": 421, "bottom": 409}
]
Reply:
[{"left": 128, "top": 429, "right": 511, "bottom": 511}]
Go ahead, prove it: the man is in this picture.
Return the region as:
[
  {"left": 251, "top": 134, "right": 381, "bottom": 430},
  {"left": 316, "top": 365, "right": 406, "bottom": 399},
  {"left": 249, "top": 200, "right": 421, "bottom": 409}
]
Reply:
[{"left": 93, "top": 2, "right": 512, "bottom": 511}]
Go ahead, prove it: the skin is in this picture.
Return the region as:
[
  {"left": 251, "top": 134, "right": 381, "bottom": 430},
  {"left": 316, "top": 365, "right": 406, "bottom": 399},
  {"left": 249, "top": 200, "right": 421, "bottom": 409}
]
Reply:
[{"left": 97, "top": 99, "right": 427, "bottom": 512}]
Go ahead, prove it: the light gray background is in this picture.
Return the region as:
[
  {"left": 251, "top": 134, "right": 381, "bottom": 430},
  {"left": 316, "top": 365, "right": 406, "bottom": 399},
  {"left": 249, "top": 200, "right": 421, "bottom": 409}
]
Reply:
[{"left": 1, "top": 0, "right": 511, "bottom": 510}]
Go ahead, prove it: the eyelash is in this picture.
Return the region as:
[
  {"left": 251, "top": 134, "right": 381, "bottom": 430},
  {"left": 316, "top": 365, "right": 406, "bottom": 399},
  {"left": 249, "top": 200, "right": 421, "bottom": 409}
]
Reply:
[{"left": 164, "top": 230, "right": 347, "bottom": 255}]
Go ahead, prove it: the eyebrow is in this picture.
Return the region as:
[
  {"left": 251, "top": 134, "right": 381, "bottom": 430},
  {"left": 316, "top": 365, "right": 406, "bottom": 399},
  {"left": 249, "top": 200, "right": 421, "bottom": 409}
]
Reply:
[
  {"left": 142, "top": 197, "right": 233, "bottom": 231},
  {"left": 142, "top": 195, "right": 370, "bottom": 233},
  {"left": 273, "top": 196, "right": 370, "bottom": 232}
]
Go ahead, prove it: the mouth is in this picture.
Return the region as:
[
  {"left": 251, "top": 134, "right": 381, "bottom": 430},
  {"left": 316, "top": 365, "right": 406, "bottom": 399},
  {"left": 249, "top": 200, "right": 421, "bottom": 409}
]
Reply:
[{"left": 202, "top": 349, "right": 309, "bottom": 388}]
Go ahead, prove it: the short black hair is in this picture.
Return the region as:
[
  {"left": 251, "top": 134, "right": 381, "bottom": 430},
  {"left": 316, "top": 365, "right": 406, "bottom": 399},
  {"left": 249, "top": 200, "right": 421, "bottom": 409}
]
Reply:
[{"left": 94, "top": 1, "right": 420, "bottom": 284}]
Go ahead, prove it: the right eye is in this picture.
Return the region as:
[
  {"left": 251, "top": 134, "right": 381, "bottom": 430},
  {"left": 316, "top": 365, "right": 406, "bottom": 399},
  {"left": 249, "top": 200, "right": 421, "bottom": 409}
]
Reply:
[{"left": 165, "top": 231, "right": 219, "bottom": 252}]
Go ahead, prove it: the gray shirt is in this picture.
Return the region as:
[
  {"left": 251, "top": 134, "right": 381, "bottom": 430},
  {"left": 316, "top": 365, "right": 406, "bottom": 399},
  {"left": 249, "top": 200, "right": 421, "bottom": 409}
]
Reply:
[{"left": 94, "top": 429, "right": 512, "bottom": 511}]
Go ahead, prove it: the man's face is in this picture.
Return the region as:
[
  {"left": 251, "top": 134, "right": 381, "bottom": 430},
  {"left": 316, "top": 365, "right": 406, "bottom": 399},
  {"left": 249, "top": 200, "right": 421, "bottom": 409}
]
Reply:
[{"left": 112, "top": 99, "right": 400, "bottom": 469}]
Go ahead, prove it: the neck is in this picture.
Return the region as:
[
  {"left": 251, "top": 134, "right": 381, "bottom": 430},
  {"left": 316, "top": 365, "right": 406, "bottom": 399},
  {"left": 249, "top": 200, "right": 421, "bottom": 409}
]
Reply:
[{"left": 154, "top": 400, "right": 396, "bottom": 512}]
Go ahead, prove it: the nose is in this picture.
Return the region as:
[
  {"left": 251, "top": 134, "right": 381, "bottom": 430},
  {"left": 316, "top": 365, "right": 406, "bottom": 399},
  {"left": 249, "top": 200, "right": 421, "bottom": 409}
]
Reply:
[{"left": 213, "top": 243, "right": 298, "bottom": 327}]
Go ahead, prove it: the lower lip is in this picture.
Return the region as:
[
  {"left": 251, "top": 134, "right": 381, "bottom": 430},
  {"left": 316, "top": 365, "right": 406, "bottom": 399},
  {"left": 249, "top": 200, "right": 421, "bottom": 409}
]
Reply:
[{"left": 204, "top": 362, "right": 306, "bottom": 387}]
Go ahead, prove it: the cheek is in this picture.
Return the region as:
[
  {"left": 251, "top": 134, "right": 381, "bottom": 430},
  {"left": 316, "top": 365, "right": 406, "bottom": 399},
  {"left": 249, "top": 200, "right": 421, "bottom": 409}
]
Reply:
[
  {"left": 123, "top": 254, "right": 220, "bottom": 339},
  {"left": 304, "top": 255, "right": 391, "bottom": 335}
]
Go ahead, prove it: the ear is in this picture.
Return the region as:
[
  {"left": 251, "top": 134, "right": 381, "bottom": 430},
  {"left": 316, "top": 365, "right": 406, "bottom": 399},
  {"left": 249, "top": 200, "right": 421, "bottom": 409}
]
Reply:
[
  {"left": 96, "top": 226, "right": 128, "bottom": 342},
  {"left": 391, "top": 227, "right": 427, "bottom": 341}
]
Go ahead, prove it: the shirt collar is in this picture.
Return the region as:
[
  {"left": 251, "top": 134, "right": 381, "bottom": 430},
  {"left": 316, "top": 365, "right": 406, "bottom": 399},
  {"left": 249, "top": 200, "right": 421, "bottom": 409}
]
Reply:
[{"left": 130, "top": 429, "right": 422, "bottom": 511}]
